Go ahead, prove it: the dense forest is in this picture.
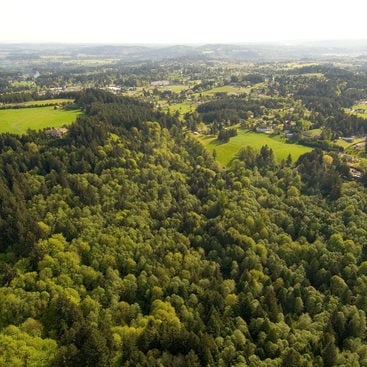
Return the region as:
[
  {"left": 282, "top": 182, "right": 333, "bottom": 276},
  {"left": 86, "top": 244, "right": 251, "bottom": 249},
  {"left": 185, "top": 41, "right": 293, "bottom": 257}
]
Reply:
[{"left": 1, "top": 88, "right": 367, "bottom": 366}]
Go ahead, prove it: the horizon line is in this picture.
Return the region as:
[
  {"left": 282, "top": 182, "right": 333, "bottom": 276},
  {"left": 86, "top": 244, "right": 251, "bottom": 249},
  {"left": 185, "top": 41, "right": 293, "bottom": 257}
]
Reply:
[{"left": 1, "top": 38, "right": 367, "bottom": 47}]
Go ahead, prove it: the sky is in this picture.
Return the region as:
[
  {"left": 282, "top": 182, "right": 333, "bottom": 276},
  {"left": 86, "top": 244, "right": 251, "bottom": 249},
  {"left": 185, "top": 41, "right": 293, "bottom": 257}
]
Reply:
[{"left": 2, "top": 0, "right": 367, "bottom": 44}]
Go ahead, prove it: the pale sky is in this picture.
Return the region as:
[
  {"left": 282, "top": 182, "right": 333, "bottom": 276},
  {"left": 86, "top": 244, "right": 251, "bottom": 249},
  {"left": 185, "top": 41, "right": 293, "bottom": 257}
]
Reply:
[{"left": 2, "top": 0, "right": 367, "bottom": 44}]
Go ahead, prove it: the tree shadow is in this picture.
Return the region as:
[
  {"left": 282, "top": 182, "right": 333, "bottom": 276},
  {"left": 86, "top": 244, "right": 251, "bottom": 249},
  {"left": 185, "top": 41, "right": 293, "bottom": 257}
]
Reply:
[{"left": 209, "top": 139, "right": 227, "bottom": 146}]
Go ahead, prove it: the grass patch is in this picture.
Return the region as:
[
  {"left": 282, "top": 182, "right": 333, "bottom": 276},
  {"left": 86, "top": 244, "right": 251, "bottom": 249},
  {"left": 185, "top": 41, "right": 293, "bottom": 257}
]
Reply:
[
  {"left": 345, "top": 105, "right": 367, "bottom": 119},
  {"left": 201, "top": 85, "right": 245, "bottom": 97},
  {"left": 304, "top": 128, "right": 322, "bottom": 137},
  {"left": 352, "top": 104, "right": 367, "bottom": 111},
  {"left": 198, "top": 130, "right": 313, "bottom": 166},
  {"left": 158, "top": 85, "right": 188, "bottom": 93},
  {"left": 3, "top": 99, "right": 75, "bottom": 108},
  {"left": 167, "top": 102, "right": 196, "bottom": 116},
  {"left": 20, "top": 99, "right": 74, "bottom": 106},
  {"left": 0, "top": 106, "right": 82, "bottom": 135},
  {"left": 145, "top": 84, "right": 188, "bottom": 94},
  {"left": 334, "top": 137, "right": 365, "bottom": 150}
]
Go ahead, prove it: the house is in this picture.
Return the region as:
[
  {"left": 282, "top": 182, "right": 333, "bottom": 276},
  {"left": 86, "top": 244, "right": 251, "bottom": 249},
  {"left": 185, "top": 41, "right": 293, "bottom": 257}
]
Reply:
[
  {"left": 340, "top": 137, "right": 355, "bottom": 143},
  {"left": 151, "top": 80, "right": 170, "bottom": 86},
  {"left": 256, "top": 126, "right": 273, "bottom": 134},
  {"left": 46, "top": 127, "right": 68, "bottom": 138},
  {"left": 106, "top": 85, "right": 122, "bottom": 93},
  {"left": 350, "top": 167, "right": 362, "bottom": 178}
]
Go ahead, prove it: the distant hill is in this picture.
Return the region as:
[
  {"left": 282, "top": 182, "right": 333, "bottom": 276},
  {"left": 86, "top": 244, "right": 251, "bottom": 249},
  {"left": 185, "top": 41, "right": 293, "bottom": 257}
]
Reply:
[{"left": 2, "top": 40, "right": 367, "bottom": 64}]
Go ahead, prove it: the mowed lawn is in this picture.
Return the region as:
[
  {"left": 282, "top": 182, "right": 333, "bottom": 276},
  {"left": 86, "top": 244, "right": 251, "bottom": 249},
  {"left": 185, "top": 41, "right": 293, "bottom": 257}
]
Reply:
[
  {"left": 199, "top": 130, "right": 313, "bottom": 166},
  {"left": 0, "top": 106, "right": 82, "bottom": 135}
]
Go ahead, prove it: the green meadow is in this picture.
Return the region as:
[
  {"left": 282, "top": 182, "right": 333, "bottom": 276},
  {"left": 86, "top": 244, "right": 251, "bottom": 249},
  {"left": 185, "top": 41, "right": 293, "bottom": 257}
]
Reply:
[
  {"left": 0, "top": 106, "right": 82, "bottom": 135},
  {"left": 200, "top": 85, "right": 246, "bottom": 97},
  {"left": 167, "top": 102, "right": 196, "bottom": 115},
  {"left": 18, "top": 98, "right": 74, "bottom": 106},
  {"left": 3, "top": 98, "right": 75, "bottom": 108},
  {"left": 157, "top": 84, "right": 187, "bottom": 93},
  {"left": 335, "top": 136, "right": 366, "bottom": 150},
  {"left": 345, "top": 104, "right": 367, "bottom": 119},
  {"left": 199, "top": 130, "right": 313, "bottom": 166}
]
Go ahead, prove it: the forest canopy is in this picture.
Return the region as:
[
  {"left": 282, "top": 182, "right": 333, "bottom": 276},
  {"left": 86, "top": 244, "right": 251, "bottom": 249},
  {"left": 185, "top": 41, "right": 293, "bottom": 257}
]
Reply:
[{"left": 1, "top": 89, "right": 367, "bottom": 366}]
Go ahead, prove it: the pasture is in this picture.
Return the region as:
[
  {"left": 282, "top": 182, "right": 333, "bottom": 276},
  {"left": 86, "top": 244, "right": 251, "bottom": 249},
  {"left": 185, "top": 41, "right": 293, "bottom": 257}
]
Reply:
[
  {"left": 156, "top": 84, "right": 187, "bottom": 93},
  {"left": 200, "top": 85, "right": 246, "bottom": 97},
  {"left": 167, "top": 102, "right": 196, "bottom": 115},
  {"left": 18, "top": 98, "right": 74, "bottom": 106},
  {"left": 198, "top": 130, "right": 313, "bottom": 166},
  {"left": 0, "top": 106, "right": 82, "bottom": 135},
  {"left": 3, "top": 98, "right": 75, "bottom": 108}
]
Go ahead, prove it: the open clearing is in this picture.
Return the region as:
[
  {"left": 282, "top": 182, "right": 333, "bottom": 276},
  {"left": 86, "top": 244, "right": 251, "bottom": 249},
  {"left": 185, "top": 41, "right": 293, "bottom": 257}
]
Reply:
[
  {"left": 0, "top": 106, "right": 82, "bottom": 135},
  {"left": 3, "top": 98, "right": 75, "bottom": 108},
  {"left": 200, "top": 85, "right": 247, "bottom": 97},
  {"left": 18, "top": 98, "right": 74, "bottom": 106},
  {"left": 198, "top": 130, "right": 313, "bottom": 166},
  {"left": 345, "top": 104, "right": 367, "bottom": 119},
  {"left": 167, "top": 102, "right": 196, "bottom": 115}
]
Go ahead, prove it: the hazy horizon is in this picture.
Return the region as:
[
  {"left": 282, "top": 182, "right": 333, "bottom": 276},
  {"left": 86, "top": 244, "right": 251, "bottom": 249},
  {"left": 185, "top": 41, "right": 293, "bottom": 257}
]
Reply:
[{"left": 2, "top": 39, "right": 367, "bottom": 47}]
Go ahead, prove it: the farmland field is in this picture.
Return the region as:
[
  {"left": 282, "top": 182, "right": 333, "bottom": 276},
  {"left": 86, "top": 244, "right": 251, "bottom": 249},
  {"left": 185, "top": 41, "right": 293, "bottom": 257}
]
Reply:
[
  {"left": 155, "top": 84, "right": 187, "bottom": 93},
  {"left": 200, "top": 85, "right": 246, "bottom": 97},
  {"left": 16, "top": 98, "right": 74, "bottom": 107},
  {"left": 0, "top": 106, "right": 82, "bottom": 134},
  {"left": 198, "top": 129, "right": 313, "bottom": 166},
  {"left": 2, "top": 98, "right": 74, "bottom": 108}
]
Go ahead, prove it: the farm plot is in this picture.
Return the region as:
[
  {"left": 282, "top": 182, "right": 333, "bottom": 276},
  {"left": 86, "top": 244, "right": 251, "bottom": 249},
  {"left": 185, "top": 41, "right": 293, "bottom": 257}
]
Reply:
[
  {"left": 0, "top": 106, "right": 82, "bottom": 135},
  {"left": 199, "top": 130, "right": 313, "bottom": 166}
]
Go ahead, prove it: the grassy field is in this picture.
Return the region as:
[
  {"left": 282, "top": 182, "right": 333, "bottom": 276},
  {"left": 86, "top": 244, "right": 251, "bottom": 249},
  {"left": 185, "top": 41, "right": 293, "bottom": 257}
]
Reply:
[
  {"left": 200, "top": 85, "right": 246, "bottom": 97},
  {"left": 0, "top": 106, "right": 82, "bottom": 135},
  {"left": 334, "top": 137, "right": 366, "bottom": 150},
  {"left": 345, "top": 104, "right": 367, "bottom": 119},
  {"left": 20, "top": 98, "right": 74, "bottom": 106},
  {"left": 157, "top": 84, "right": 187, "bottom": 93},
  {"left": 351, "top": 104, "right": 367, "bottom": 110},
  {"left": 167, "top": 102, "right": 196, "bottom": 115},
  {"left": 198, "top": 130, "right": 313, "bottom": 166},
  {"left": 304, "top": 128, "right": 322, "bottom": 137},
  {"left": 3, "top": 99, "right": 75, "bottom": 108}
]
